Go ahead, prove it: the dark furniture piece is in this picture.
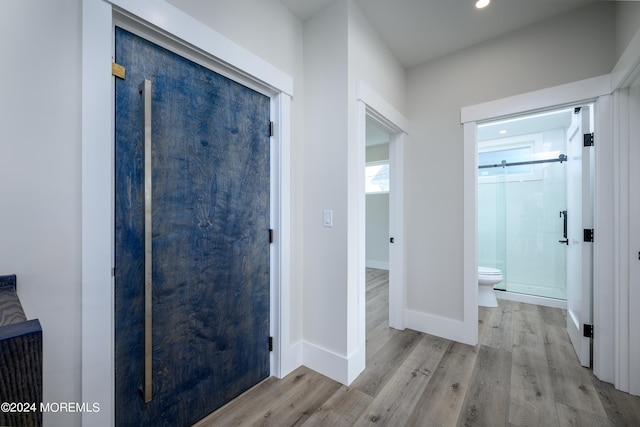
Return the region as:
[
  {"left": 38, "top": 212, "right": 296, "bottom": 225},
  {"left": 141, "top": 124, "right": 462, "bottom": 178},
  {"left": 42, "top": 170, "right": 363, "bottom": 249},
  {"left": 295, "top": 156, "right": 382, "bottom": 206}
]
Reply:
[{"left": 0, "top": 274, "right": 43, "bottom": 426}]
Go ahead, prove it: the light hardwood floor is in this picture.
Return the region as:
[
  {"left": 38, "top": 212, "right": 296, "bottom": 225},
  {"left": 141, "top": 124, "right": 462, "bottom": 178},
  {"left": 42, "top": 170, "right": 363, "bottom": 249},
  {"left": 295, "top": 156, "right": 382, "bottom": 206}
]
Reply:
[{"left": 195, "top": 268, "right": 640, "bottom": 426}]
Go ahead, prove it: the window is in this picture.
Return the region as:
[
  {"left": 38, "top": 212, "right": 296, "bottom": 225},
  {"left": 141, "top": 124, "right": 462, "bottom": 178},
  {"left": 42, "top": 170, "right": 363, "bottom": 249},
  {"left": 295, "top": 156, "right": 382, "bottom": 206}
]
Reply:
[
  {"left": 478, "top": 146, "right": 532, "bottom": 176},
  {"left": 477, "top": 133, "right": 543, "bottom": 182},
  {"left": 365, "top": 161, "right": 389, "bottom": 194}
]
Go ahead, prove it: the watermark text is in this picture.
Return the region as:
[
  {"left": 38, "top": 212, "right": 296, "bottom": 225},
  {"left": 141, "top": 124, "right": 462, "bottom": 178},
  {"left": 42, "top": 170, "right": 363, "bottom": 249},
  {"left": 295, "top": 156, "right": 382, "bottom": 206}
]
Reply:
[{"left": 1, "top": 401, "right": 100, "bottom": 413}]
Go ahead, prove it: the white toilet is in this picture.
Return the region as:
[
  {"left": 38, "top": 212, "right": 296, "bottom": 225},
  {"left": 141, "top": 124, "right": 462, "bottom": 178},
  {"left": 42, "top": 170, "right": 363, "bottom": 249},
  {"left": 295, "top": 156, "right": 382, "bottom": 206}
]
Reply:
[{"left": 478, "top": 266, "right": 502, "bottom": 307}]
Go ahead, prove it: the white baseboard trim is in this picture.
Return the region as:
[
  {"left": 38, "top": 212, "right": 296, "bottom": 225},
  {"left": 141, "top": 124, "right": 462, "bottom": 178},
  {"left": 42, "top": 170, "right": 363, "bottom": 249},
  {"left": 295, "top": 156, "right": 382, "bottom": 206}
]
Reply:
[
  {"left": 301, "top": 341, "right": 365, "bottom": 385},
  {"left": 366, "top": 260, "right": 389, "bottom": 270},
  {"left": 406, "top": 309, "right": 476, "bottom": 346},
  {"left": 346, "top": 346, "right": 365, "bottom": 385},
  {"left": 278, "top": 340, "right": 303, "bottom": 379},
  {"left": 495, "top": 291, "right": 567, "bottom": 309},
  {"left": 302, "top": 342, "right": 348, "bottom": 384}
]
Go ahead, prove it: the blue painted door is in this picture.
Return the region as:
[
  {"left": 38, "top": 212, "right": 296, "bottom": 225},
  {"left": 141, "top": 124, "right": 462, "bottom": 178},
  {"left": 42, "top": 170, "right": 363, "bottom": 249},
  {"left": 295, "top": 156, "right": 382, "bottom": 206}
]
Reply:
[{"left": 114, "top": 27, "right": 270, "bottom": 426}]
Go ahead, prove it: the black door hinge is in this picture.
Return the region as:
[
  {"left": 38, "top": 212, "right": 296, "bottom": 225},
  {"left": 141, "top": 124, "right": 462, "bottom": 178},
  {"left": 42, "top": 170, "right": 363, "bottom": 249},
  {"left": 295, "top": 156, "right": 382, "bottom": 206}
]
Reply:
[
  {"left": 584, "top": 229, "right": 594, "bottom": 242},
  {"left": 269, "top": 336, "right": 273, "bottom": 352},
  {"left": 584, "top": 133, "right": 594, "bottom": 147},
  {"left": 583, "top": 324, "right": 594, "bottom": 338},
  {"left": 270, "top": 121, "right": 274, "bottom": 137},
  {"left": 269, "top": 229, "right": 274, "bottom": 244}
]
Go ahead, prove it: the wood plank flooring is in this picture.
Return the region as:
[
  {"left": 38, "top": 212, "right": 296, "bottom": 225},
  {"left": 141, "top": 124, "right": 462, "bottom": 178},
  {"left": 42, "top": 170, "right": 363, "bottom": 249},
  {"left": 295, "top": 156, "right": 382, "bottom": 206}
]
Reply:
[{"left": 195, "top": 268, "right": 640, "bottom": 426}]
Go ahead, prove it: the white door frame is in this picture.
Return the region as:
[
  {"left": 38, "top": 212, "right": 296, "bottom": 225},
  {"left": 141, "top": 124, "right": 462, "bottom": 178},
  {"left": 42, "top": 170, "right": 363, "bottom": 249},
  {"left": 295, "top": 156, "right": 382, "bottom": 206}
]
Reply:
[
  {"left": 610, "top": 29, "right": 640, "bottom": 396},
  {"left": 356, "top": 81, "right": 409, "bottom": 332},
  {"left": 82, "top": 1, "right": 293, "bottom": 425},
  {"left": 612, "top": 81, "right": 640, "bottom": 397},
  {"left": 622, "top": 84, "right": 640, "bottom": 396},
  {"left": 461, "top": 74, "right": 613, "bottom": 381},
  {"left": 565, "top": 105, "right": 594, "bottom": 367}
]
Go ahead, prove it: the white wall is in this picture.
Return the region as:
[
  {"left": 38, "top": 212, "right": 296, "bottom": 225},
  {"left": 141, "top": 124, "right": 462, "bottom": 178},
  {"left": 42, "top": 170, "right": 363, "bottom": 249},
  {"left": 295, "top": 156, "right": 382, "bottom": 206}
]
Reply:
[
  {"left": 405, "top": 2, "right": 615, "bottom": 325},
  {"left": 615, "top": 1, "right": 640, "bottom": 61},
  {"left": 366, "top": 194, "right": 390, "bottom": 268},
  {"left": 0, "top": 1, "right": 82, "bottom": 426},
  {"left": 366, "top": 143, "right": 389, "bottom": 163},
  {"left": 348, "top": 1, "right": 407, "bottom": 115},
  {"left": 165, "top": 0, "right": 301, "bottom": 78},
  {"left": 301, "top": 0, "right": 405, "bottom": 383},
  {"left": 302, "top": 0, "right": 350, "bottom": 367},
  {"left": 366, "top": 144, "right": 390, "bottom": 269}
]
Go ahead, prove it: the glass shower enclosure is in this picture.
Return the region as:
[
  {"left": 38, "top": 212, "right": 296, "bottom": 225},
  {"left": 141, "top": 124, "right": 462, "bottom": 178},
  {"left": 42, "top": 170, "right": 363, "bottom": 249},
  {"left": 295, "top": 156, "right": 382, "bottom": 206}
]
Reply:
[{"left": 477, "top": 108, "right": 573, "bottom": 301}]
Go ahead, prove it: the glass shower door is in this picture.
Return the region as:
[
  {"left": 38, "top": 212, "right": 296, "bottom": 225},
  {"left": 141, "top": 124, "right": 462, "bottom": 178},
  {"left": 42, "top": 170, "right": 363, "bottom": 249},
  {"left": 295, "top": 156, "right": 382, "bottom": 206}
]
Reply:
[
  {"left": 477, "top": 162, "right": 507, "bottom": 289},
  {"left": 478, "top": 108, "right": 574, "bottom": 302},
  {"left": 503, "top": 157, "right": 567, "bottom": 299}
]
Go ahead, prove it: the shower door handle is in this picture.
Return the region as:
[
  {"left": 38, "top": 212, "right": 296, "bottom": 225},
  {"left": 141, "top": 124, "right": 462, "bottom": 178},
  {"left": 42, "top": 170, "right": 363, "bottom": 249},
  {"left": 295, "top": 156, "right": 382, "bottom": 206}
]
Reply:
[
  {"left": 559, "top": 210, "right": 568, "bottom": 245},
  {"left": 141, "top": 79, "right": 153, "bottom": 404}
]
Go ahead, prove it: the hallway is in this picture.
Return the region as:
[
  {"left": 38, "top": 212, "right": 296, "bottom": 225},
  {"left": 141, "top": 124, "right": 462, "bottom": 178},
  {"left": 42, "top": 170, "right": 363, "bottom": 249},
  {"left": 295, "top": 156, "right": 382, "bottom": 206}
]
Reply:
[{"left": 195, "top": 269, "right": 640, "bottom": 426}]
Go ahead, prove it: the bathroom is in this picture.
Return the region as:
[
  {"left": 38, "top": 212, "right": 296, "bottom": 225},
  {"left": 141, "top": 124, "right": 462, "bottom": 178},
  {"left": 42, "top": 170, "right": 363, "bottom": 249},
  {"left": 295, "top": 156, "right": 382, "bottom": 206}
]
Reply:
[{"left": 477, "top": 106, "right": 592, "bottom": 308}]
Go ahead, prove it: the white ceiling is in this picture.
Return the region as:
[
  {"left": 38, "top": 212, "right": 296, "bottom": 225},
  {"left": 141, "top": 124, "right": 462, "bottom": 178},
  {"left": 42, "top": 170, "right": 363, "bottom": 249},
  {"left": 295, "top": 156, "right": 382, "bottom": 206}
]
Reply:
[
  {"left": 477, "top": 107, "right": 575, "bottom": 142},
  {"left": 279, "top": 0, "right": 338, "bottom": 22},
  {"left": 280, "top": 0, "right": 601, "bottom": 68}
]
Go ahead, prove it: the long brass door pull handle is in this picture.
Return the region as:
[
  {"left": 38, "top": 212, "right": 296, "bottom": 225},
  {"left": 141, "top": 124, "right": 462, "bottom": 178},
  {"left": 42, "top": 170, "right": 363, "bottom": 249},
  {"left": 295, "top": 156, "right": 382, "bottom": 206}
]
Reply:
[{"left": 141, "top": 79, "right": 153, "bottom": 404}]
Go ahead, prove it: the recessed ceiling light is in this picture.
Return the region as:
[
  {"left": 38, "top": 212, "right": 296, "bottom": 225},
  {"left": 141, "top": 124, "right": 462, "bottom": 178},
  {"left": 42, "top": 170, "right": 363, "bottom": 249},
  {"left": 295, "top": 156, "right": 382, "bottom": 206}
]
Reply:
[
  {"left": 499, "top": 129, "right": 507, "bottom": 135},
  {"left": 476, "top": 0, "right": 490, "bottom": 9}
]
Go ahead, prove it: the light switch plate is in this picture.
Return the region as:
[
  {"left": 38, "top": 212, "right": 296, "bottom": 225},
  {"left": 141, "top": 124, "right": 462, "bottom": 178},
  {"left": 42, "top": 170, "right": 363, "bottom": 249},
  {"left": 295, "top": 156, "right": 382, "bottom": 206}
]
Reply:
[{"left": 323, "top": 210, "right": 333, "bottom": 227}]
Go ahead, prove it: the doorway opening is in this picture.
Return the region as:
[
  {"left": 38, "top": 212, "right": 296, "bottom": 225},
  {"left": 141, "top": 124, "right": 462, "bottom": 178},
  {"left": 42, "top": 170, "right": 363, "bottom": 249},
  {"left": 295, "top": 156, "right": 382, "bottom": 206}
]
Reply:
[
  {"left": 360, "top": 106, "right": 406, "bottom": 336},
  {"left": 365, "top": 120, "right": 391, "bottom": 335},
  {"left": 476, "top": 104, "right": 595, "bottom": 366},
  {"left": 477, "top": 106, "right": 593, "bottom": 306},
  {"left": 354, "top": 82, "right": 408, "bottom": 381}
]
